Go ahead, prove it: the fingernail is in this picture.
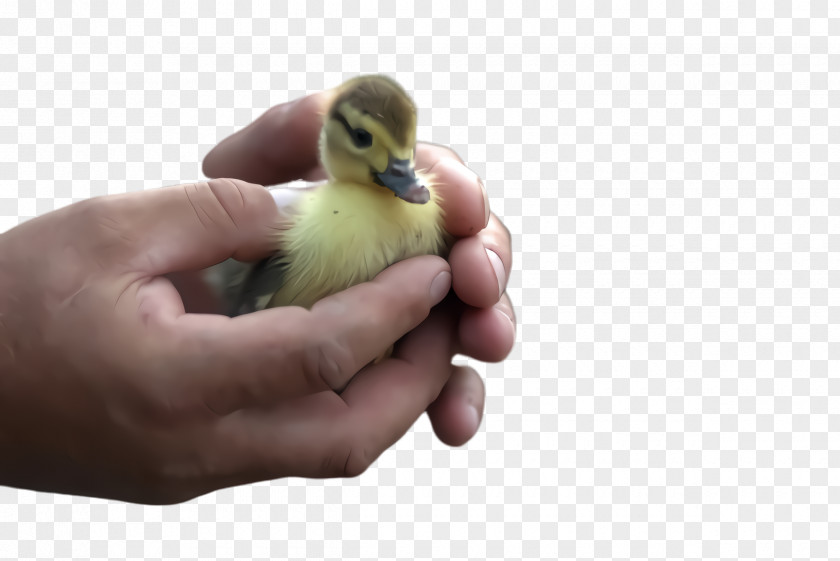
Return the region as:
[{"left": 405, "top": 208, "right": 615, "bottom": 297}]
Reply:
[
  {"left": 467, "top": 404, "right": 481, "bottom": 432},
  {"left": 486, "top": 248, "right": 506, "bottom": 298},
  {"left": 430, "top": 271, "right": 452, "bottom": 305},
  {"left": 479, "top": 176, "right": 490, "bottom": 227}
]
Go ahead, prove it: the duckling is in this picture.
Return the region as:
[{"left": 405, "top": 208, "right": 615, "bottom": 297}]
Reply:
[{"left": 226, "top": 75, "right": 447, "bottom": 315}]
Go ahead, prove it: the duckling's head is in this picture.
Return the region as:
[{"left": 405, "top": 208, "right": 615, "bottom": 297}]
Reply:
[{"left": 319, "top": 75, "right": 429, "bottom": 204}]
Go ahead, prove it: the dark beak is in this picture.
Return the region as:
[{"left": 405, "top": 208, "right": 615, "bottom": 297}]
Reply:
[{"left": 373, "top": 155, "right": 430, "bottom": 204}]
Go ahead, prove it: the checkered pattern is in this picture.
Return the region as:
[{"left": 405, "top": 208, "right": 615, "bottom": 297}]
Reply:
[{"left": 1, "top": 0, "right": 839, "bottom": 559}]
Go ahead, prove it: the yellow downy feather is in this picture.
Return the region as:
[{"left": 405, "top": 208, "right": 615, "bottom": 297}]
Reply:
[{"left": 267, "top": 178, "right": 446, "bottom": 310}]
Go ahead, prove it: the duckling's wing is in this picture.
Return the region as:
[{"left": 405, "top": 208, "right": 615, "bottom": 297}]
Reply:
[
  {"left": 211, "top": 184, "right": 314, "bottom": 316},
  {"left": 204, "top": 252, "right": 291, "bottom": 317},
  {"left": 201, "top": 257, "right": 258, "bottom": 315},
  {"left": 231, "top": 253, "right": 290, "bottom": 315}
]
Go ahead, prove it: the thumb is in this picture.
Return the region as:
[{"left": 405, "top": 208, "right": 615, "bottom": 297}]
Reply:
[{"left": 108, "top": 179, "right": 282, "bottom": 274}]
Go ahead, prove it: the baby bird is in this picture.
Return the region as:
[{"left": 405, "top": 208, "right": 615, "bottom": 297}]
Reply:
[{"left": 225, "top": 75, "right": 447, "bottom": 315}]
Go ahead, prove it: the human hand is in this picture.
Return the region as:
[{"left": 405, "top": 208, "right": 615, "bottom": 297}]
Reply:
[
  {"left": 0, "top": 88, "right": 514, "bottom": 505},
  {"left": 203, "top": 90, "right": 515, "bottom": 447},
  {"left": 0, "top": 177, "right": 457, "bottom": 504}
]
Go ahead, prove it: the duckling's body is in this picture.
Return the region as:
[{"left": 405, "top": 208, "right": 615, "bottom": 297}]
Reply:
[
  {"left": 265, "top": 179, "right": 445, "bottom": 309},
  {"left": 219, "top": 75, "right": 447, "bottom": 315}
]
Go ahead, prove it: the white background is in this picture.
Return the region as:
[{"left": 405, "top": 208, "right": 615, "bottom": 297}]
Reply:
[{"left": 1, "top": 1, "right": 838, "bottom": 560}]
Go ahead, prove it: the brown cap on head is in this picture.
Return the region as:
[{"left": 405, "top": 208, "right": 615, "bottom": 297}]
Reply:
[{"left": 328, "top": 75, "right": 416, "bottom": 147}]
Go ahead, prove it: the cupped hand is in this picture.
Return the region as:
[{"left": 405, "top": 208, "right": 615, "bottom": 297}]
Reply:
[
  {"left": 0, "top": 178, "right": 461, "bottom": 503},
  {"left": 203, "top": 90, "right": 516, "bottom": 447},
  {"left": 0, "top": 88, "right": 514, "bottom": 504}
]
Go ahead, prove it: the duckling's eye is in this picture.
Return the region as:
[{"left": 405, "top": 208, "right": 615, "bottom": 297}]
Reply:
[
  {"left": 351, "top": 128, "right": 373, "bottom": 148},
  {"left": 332, "top": 112, "right": 373, "bottom": 149}
]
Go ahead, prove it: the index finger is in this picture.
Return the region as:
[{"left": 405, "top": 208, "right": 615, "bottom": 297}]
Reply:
[
  {"left": 165, "top": 256, "right": 451, "bottom": 415},
  {"left": 202, "top": 91, "right": 332, "bottom": 186}
]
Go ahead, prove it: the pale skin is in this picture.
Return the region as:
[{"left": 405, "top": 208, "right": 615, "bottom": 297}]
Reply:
[{"left": 0, "top": 90, "right": 515, "bottom": 504}]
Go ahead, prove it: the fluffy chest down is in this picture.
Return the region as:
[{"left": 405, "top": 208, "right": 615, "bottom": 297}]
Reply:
[{"left": 268, "top": 181, "right": 446, "bottom": 309}]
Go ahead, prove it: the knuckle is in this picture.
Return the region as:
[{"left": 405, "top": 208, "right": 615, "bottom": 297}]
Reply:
[
  {"left": 182, "top": 179, "right": 264, "bottom": 232},
  {"left": 283, "top": 308, "right": 353, "bottom": 392},
  {"left": 207, "top": 177, "right": 275, "bottom": 230},
  {"left": 342, "top": 451, "right": 372, "bottom": 478},
  {"left": 207, "top": 177, "right": 252, "bottom": 208},
  {"left": 184, "top": 181, "right": 228, "bottom": 227},
  {"left": 306, "top": 402, "right": 377, "bottom": 479},
  {"left": 298, "top": 332, "right": 355, "bottom": 391},
  {"left": 339, "top": 439, "right": 375, "bottom": 478},
  {"left": 299, "top": 416, "right": 367, "bottom": 478},
  {"left": 310, "top": 443, "right": 370, "bottom": 479},
  {"left": 316, "top": 443, "right": 354, "bottom": 478}
]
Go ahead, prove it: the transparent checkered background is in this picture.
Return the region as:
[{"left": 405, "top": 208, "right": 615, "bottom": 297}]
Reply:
[{"left": 1, "top": 1, "right": 839, "bottom": 560}]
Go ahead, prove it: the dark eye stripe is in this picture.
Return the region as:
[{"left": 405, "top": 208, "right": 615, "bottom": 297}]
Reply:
[
  {"left": 332, "top": 113, "right": 373, "bottom": 148},
  {"left": 332, "top": 112, "right": 355, "bottom": 136}
]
